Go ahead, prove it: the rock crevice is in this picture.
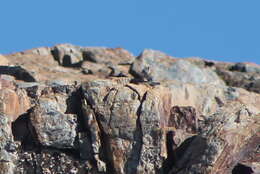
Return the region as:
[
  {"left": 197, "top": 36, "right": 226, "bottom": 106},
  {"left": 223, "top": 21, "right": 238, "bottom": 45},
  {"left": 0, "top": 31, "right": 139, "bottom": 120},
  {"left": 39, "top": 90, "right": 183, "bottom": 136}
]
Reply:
[{"left": 1, "top": 44, "right": 259, "bottom": 174}]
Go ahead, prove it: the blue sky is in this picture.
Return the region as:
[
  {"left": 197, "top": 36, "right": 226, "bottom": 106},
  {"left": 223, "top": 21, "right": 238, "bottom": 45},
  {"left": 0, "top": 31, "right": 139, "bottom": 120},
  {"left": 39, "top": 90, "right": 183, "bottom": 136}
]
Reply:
[{"left": 0, "top": 0, "right": 259, "bottom": 64}]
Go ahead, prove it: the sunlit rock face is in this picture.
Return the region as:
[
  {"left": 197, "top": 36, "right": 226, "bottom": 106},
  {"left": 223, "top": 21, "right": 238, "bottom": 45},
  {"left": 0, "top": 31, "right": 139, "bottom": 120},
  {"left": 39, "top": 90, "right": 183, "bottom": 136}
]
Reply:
[{"left": 1, "top": 44, "right": 259, "bottom": 174}]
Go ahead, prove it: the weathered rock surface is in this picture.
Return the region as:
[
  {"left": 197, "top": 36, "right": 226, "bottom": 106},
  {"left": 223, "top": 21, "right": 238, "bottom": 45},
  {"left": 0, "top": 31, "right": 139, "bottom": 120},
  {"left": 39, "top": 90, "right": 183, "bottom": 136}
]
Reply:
[
  {"left": 1, "top": 44, "right": 259, "bottom": 174},
  {"left": 0, "top": 114, "right": 17, "bottom": 174},
  {"left": 0, "top": 55, "right": 9, "bottom": 66},
  {"left": 130, "top": 49, "right": 224, "bottom": 85}
]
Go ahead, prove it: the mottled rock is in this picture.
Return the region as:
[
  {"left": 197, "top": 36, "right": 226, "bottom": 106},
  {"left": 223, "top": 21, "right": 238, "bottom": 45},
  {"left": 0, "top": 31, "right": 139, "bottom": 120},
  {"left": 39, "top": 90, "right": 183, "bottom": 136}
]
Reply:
[
  {"left": 0, "top": 114, "right": 16, "bottom": 174},
  {"left": 1, "top": 45, "right": 259, "bottom": 174},
  {"left": 82, "top": 79, "right": 142, "bottom": 174},
  {"left": 51, "top": 44, "right": 134, "bottom": 68},
  {"left": 216, "top": 62, "right": 260, "bottom": 93},
  {"left": 29, "top": 97, "right": 77, "bottom": 148},
  {"left": 130, "top": 49, "right": 224, "bottom": 85},
  {"left": 15, "top": 149, "right": 90, "bottom": 174},
  {"left": 51, "top": 44, "right": 82, "bottom": 66},
  {"left": 168, "top": 106, "right": 197, "bottom": 134},
  {"left": 0, "top": 78, "right": 31, "bottom": 122},
  {"left": 81, "top": 61, "right": 112, "bottom": 77},
  {"left": 169, "top": 103, "right": 259, "bottom": 174}
]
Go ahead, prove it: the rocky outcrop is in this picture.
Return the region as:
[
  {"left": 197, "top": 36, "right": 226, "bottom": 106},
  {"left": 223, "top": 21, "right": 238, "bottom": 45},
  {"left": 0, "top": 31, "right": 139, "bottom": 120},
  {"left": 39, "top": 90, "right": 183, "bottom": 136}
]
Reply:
[
  {"left": 130, "top": 50, "right": 224, "bottom": 86},
  {"left": 1, "top": 44, "right": 259, "bottom": 174}
]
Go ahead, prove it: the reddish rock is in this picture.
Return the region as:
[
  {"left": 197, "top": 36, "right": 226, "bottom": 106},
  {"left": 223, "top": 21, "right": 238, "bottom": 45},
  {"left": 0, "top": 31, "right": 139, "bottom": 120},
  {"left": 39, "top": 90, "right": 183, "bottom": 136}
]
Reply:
[
  {"left": 1, "top": 44, "right": 259, "bottom": 174},
  {"left": 0, "top": 77, "right": 30, "bottom": 121}
]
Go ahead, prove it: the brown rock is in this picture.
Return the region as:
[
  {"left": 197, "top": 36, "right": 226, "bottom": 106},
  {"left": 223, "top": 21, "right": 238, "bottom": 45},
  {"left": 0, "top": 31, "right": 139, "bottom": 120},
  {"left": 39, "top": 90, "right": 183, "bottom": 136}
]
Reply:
[
  {"left": 0, "top": 55, "right": 9, "bottom": 66},
  {"left": 0, "top": 77, "right": 31, "bottom": 121},
  {"left": 2, "top": 45, "right": 259, "bottom": 174},
  {"left": 82, "top": 47, "right": 134, "bottom": 65}
]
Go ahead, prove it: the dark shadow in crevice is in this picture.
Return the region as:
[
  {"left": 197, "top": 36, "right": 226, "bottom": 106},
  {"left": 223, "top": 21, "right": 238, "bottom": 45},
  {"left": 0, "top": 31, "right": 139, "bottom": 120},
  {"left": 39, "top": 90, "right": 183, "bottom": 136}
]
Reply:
[
  {"left": 232, "top": 163, "right": 254, "bottom": 174},
  {"left": 51, "top": 48, "right": 61, "bottom": 65},
  {"left": 162, "top": 135, "right": 198, "bottom": 173},
  {"left": 62, "top": 55, "right": 83, "bottom": 68},
  {"left": 95, "top": 113, "right": 116, "bottom": 174},
  {"left": 12, "top": 112, "right": 82, "bottom": 159},
  {"left": 12, "top": 111, "right": 38, "bottom": 151},
  {"left": 0, "top": 66, "right": 36, "bottom": 82},
  {"left": 82, "top": 88, "right": 116, "bottom": 174},
  {"left": 63, "top": 86, "right": 86, "bottom": 133}
]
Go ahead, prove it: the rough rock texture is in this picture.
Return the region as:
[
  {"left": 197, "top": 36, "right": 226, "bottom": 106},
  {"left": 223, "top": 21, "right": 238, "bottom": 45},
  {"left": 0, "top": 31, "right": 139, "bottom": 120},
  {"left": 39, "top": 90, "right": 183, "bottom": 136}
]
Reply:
[
  {"left": 0, "top": 114, "right": 17, "bottom": 174},
  {"left": 130, "top": 49, "right": 224, "bottom": 86},
  {"left": 1, "top": 44, "right": 259, "bottom": 174}
]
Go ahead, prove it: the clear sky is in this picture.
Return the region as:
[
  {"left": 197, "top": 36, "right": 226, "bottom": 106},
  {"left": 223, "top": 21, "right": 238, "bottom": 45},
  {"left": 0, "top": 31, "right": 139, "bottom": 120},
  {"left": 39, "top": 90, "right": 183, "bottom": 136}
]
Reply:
[{"left": 1, "top": 0, "right": 259, "bottom": 64}]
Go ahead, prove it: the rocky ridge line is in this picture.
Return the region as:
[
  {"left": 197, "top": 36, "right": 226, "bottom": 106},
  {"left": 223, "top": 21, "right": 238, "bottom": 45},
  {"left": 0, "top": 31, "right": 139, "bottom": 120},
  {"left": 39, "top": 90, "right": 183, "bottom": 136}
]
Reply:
[{"left": 0, "top": 44, "right": 259, "bottom": 174}]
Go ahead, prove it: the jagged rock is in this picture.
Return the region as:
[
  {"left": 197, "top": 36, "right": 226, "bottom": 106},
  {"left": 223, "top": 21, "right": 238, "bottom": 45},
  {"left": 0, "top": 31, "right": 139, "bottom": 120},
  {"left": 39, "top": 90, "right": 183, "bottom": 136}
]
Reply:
[
  {"left": 130, "top": 49, "right": 224, "bottom": 85},
  {"left": 169, "top": 103, "right": 260, "bottom": 174},
  {"left": 81, "top": 79, "right": 142, "bottom": 174},
  {"left": 51, "top": 44, "right": 83, "bottom": 66},
  {"left": 216, "top": 65, "right": 260, "bottom": 93},
  {"left": 29, "top": 84, "right": 79, "bottom": 149},
  {"left": 0, "top": 77, "right": 31, "bottom": 121},
  {"left": 1, "top": 45, "right": 259, "bottom": 174},
  {"left": 0, "top": 114, "right": 16, "bottom": 174},
  {"left": 30, "top": 98, "right": 77, "bottom": 148}
]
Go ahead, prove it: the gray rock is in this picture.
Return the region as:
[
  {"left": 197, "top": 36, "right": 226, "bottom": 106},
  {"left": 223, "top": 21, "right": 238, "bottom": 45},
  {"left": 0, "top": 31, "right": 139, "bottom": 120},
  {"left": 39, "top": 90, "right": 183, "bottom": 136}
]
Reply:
[
  {"left": 0, "top": 115, "right": 16, "bottom": 174},
  {"left": 51, "top": 44, "right": 83, "bottom": 66},
  {"left": 30, "top": 99, "right": 77, "bottom": 148},
  {"left": 51, "top": 44, "right": 134, "bottom": 67},
  {"left": 130, "top": 49, "right": 224, "bottom": 85},
  {"left": 230, "top": 62, "right": 260, "bottom": 73}
]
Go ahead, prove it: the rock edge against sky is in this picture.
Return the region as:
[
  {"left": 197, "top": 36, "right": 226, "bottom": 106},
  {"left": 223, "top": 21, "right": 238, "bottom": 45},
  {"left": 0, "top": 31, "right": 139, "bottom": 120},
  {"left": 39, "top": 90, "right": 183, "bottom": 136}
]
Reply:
[{"left": 0, "top": 44, "right": 259, "bottom": 174}]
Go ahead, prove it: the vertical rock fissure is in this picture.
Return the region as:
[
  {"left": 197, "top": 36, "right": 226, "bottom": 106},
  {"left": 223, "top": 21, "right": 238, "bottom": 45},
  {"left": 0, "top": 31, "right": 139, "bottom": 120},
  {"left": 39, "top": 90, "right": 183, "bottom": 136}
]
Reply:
[
  {"left": 83, "top": 96, "right": 116, "bottom": 174},
  {"left": 162, "top": 130, "right": 177, "bottom": 173},
  {"left": 124, "top": 91, "right": 147, "bottom": 174},
  {"left": 95, "top": 112, "right": 116, "bottom": 174}
]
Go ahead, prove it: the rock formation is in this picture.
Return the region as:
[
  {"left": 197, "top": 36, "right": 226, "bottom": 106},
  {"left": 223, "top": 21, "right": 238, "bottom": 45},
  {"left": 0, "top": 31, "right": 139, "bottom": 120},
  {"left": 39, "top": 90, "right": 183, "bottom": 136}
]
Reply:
[{"left": 0, "top": 44, "right": 259, "bottom": 174}]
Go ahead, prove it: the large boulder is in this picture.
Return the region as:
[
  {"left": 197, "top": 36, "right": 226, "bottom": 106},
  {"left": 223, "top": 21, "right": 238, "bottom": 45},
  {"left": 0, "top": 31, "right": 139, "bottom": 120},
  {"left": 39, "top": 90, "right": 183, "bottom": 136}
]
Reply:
[
  {"left": 130, "top": 49, "right": 224, "bottom": 85},
  {"left": 51, "top": 44, "right": 134, "bottom": 67},
  {"left": 29, "top": 85, "right": 78, "bottom": 149},
  {"left": 51, "top": 44, "right": 83, "bottom": 66}
]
